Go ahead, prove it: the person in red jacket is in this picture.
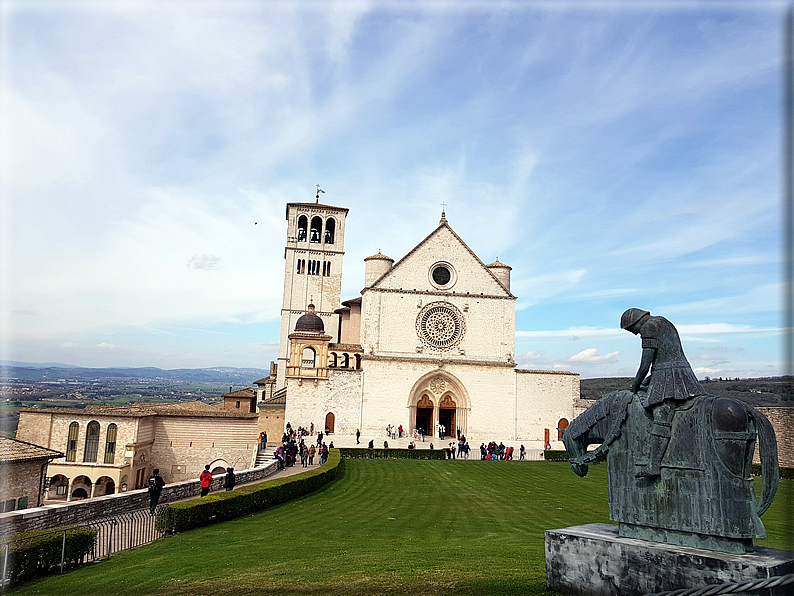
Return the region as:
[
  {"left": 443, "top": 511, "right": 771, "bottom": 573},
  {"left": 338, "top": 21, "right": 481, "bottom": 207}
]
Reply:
[{"left": 199, "top": 465, "right": 212, "bottom": 497}]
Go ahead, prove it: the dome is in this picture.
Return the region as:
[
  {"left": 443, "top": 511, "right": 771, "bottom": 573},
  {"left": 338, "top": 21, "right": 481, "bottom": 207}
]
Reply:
[{"left": 295, "top": 304, "right": 325, "bottom": 332}]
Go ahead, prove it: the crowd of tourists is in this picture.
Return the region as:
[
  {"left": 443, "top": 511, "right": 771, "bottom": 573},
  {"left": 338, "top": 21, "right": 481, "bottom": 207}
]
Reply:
[
  {"left": 274, "top": 423, "right": 330, "bottom": 470},
  {"left": 478, "top": 441, "right": 526, "bottom": 461}
]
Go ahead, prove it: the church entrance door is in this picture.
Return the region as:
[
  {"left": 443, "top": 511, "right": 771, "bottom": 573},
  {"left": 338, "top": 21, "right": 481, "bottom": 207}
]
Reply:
[
  {"left": 415, "top": 394, "right": 433, "bottom": 436},
  {"left": 416, "top": 408, "right": 432, "bottom": 435},
  {"left": 325, "top": 412, "right": 335, "bottom": 434},
  {"left": 439, "top": 395, "right": 456, "bottom": 438}
]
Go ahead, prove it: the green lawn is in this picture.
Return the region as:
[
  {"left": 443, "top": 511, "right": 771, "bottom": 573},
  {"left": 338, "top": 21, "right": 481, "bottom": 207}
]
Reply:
[{"left": 11, "top": 460, "right": 793, "bottom": 596}]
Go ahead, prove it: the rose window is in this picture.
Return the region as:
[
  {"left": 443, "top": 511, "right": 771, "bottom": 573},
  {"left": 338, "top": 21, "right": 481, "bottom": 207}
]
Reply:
[{"left": 416, "top": 302, "right": 465, "bottom": 351}]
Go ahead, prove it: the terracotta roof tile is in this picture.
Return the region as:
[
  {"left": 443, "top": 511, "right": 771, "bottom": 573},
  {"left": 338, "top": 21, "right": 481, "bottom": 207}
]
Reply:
[{"left": 0, "top": 436, "right": 62, "bottom": 464}]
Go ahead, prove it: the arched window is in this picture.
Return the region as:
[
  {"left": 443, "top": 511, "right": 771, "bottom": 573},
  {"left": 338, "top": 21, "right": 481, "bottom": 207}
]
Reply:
[
  {"left": 330, "top": 352, "right": 337, "bottom": 367},
  {"left": 325, "top": 218, "right": 336, "bottom": 244},
  {"left": 326, "top": 261, "right": 331, "bottom": 276},
  {"left": 104, "top": 423, "right": 117, "bottom": 464},
  {"left": 322, "top": 261, "right": 327, "bottom": 276},
  {"left": 310, "top": 217, "right": 322, "bottom": 243},
  {"left": 302, "top": 346, "right": 316, "bottom": 368},
  {"left": 66, "top": 422, "right": 79, "bottom": 462},
  {"left": 355, "top": 354, "right": 361, "bottom": 369},
  {"left": 342, "top": 353, "right": 349, "bottom": 368},
  {"left": 297, "top": 216, "right": 308, "bottom": 242},
  {"left": 557, "top": 418, "right": 569, "bottom": 441},
  {"left": 83, "top": 421, "right": 100, "bottom": 463}
]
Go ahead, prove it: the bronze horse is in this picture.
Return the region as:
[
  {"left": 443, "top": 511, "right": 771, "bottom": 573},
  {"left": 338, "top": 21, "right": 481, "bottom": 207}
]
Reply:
[{"left": 562, "top": 390, "right": 778, "bottom": 553}]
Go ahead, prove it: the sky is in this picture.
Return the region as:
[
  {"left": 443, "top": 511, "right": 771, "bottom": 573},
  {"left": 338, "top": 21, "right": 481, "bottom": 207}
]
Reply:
[{"left": 0, "top": 0, "right": 788, "bottom": 379}]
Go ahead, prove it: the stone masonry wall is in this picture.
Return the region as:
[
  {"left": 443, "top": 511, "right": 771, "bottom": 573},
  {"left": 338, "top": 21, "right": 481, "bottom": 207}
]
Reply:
[
  {"left": 0, "top": 460, "right": 280, "bottom": 537},
  {"left": 515, "top": 370, "right": 580, "bottom": 448},
  {"left": 1, "top": 460, "right": 48, "bottom": 511},
  {"left": 285, "top": 369, "right": 363, "bottom": 436},
  {"left": 753, "top": 406, "right": 793, "bottom": 468}
]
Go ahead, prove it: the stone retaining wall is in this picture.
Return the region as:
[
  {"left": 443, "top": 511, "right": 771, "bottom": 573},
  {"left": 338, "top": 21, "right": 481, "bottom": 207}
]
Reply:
[
  {"left": 754, "top": 407, "right": 794, "bottom": 468},
  {"left": 0, "top": 460, "right": 279, "bottom": 537}
]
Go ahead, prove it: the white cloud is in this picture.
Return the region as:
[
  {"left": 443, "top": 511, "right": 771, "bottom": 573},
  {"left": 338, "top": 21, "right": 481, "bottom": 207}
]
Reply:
[
  {"left": 187, "top": 254, "right": 221, "bottom": 271},
  {"left": 569, "top": 348, "right": 620, "bottom": 364}
]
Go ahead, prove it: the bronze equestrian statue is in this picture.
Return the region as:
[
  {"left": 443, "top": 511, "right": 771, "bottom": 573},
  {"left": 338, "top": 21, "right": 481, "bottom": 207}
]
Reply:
[{"left": 562, "top": 310, "right": 779, "bottom": 554}]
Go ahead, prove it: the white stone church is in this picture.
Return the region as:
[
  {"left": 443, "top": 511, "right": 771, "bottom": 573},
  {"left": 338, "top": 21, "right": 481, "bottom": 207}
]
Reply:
[{"left": 263, "top": 201, "right": 581, "bottom": 447}]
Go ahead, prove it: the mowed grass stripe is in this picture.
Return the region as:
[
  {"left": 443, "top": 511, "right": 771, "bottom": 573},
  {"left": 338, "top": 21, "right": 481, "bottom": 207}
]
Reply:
[{"left": 11, "top": 460, "right": 792, "bottom": 596}]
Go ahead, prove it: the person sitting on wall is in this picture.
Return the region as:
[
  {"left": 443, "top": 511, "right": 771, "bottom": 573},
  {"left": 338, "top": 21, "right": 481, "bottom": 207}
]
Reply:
[
  {"left": 384, "top": 440, "right": 389, "bottom": 449},
  {"left": 368, "top": 439, "right": 374, "bottom": 449},
  {"left": 407, "top": 442, "right": 415, "bottom": 450},
  {"left": 148, "top": 468, "right": 165, "bottom": 514},
  {"left": 199, "top": 465, "right": 212, "bottom": 497}
]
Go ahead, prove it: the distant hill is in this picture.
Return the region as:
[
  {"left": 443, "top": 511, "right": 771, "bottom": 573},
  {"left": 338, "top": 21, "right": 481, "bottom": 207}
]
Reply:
[
  {"left": 0, "top": 360, "right": 79, "bottom": 369},
  {"left": 0, "top": 365, "right": 269, "bottom": 384},
  {"left": 581, "top": 376, "right": 793, "bottom": 408}
]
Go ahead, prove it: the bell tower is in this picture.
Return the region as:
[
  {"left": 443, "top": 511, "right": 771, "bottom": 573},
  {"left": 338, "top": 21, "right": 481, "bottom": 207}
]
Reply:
[{"left": 276, "top": 201, "right": 349, "bottom": 389}]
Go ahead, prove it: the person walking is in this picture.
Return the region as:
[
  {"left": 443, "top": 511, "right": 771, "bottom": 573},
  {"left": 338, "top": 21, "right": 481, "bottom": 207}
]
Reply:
[
  {"left": 199, "top": 465, "right": 213, "bottom": 497},
  {"left": 321, "top": 443, "right": 329, "bottom": 464},
  {"left": 224, "top": 467, "right": 236, "bottom": 491},
  {"left": 147, "top": 468, "right": 165, "bottom": 514},
  {"left": 520, "top": 445, "right": 526, "bottom": 460},
  {"left": 308, "top": 443, "right": 316, "bottom": 465},
  {"left": 356, "top": 429, "right": 361, "bottom": 444}
]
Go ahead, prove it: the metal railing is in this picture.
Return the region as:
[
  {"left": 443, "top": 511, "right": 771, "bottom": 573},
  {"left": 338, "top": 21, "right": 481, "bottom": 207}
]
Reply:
[{"left": 1, "top": 504, "right": 169, "bottom": 591}]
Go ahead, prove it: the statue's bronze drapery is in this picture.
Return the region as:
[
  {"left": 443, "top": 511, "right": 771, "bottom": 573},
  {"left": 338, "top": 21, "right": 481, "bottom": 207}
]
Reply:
[{"left": 563, "top": 310, "right": 779, "bottom": 554}]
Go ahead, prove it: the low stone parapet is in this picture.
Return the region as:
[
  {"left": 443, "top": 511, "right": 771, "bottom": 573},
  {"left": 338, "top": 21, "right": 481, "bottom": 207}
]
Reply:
[
  {"left": 545, "top": 523, "right": 794, "bottom": 596},
  {"left": 0, "top": 460, "right": 279, "bottom": 537}
]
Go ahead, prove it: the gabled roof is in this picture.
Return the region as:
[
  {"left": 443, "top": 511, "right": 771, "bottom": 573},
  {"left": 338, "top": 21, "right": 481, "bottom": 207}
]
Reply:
[
  {"left": 0, "top": 436, "right": 63, "bottom": 464},
  {"left": 222, "top": 388, "right": 256, "bottom": 399},
  {"left": 253, "top": 377, "right": 275, "bottom": 385},
  {"left": 368, "top": 221, "right": 514, "bottom": 297}
]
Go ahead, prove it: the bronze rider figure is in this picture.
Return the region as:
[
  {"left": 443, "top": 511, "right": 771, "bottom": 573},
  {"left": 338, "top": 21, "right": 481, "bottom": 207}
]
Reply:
[{"left": 621, "top": 308, "right": 706, "bottom": 479}]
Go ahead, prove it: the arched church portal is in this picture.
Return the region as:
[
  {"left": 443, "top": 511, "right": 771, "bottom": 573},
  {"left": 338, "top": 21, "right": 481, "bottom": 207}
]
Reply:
[{"left": 407, "top": 372, "right": 469, "bottom": 438}]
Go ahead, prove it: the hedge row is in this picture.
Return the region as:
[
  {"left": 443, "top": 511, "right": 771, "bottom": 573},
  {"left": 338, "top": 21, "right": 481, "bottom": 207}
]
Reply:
[
  {"left": 543, "top": 450, "right": 570, "bottom": 462},
  {"left": 161, "top": 449, "right": 344, "bottom": 534},
  {"left": 338, "top": 447, "right": 447, "bottom": 460},
  {"left": 752, "top": 463, "right": 794, "bottom": 480},
  {"left": 6, "top": 527, "right": 96, "bottom": 587}
]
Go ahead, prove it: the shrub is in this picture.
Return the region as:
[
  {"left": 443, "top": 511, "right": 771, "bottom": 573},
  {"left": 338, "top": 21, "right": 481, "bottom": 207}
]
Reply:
[
  {"left": 543, "top": 450, "right": 570, "bottom": 462},
  {"left": 6, "top": 526, "right": 96, "bottom": 586},
  {"left": 751, "top": 463, "right": 794, "bottom": 480},
  {"left": 162, "top": 449, "right": 343, "bottom": 534},
  {"left": 338, "top": 448, "right": 447, "bottom": 460}
]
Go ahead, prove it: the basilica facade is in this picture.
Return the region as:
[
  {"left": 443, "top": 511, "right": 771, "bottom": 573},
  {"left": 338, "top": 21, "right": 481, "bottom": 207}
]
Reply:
[{"left": 269, "top": 201, "right": 580, "bottom": 447}]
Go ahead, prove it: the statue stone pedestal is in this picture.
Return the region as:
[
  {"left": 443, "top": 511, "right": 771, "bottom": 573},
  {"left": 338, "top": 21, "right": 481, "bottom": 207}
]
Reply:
[{"left": 545, "top": 523, "right": 794, "bottom": 596}]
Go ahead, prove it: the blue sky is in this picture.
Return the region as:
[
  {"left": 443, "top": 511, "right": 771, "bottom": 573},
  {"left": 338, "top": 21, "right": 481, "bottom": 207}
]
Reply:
[{"left": 0, "top": 1, "right": 787, "bottom": 378}]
